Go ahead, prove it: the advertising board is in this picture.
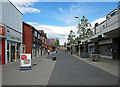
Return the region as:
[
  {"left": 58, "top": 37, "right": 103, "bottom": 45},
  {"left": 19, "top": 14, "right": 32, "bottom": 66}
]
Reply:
[{"left": 20, "top": 54, "right": 32, "bottom": 70}]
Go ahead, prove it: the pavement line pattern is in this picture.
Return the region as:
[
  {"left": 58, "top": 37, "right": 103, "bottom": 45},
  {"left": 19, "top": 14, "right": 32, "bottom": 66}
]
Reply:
[
  {"left": 46, "top": 61, "right": 56, "bottom": 85},
  {"left": 48, "top": 51, "right": 118, "bottom": 85},
  {"left": 2, "top": 53, "right": 56, "bottom": 85},
  {"left": 73, "top": 54, "right": 119, "bottom": 78}
]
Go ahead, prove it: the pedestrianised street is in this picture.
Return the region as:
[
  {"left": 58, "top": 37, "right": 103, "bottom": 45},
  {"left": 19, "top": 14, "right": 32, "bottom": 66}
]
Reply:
[
  {"left": 0, "top": 1, "right": 120, "bottom": 87},
  {"left": 2, "top": 51, "right": 118, "bottom": 85}
]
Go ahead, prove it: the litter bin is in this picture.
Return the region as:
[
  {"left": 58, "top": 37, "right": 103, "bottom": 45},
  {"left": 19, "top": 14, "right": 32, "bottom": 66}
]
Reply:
[{"left": 52, "top": 56, "right": 56, "bottom": 61}]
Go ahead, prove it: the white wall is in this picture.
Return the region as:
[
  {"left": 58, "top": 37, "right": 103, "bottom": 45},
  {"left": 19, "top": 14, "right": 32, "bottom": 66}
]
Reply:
[
  {"left": 2, "top": 0, "right": 22, "bottom": 33},
  {"left": 0, "top": 0, "right": 2, "bottom": 24}
]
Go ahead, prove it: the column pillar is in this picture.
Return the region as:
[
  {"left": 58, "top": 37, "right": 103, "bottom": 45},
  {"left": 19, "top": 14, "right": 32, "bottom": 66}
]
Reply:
[
  {"left": 20, "top": 44, "right": 23, "bottom": 60},
  {"left": 5, "top": 40, "right": 7, "bottom": 64},
  {"left": 94, "top": 42, "right": 99, "bottom": 54},
  {"left": 15, "top": 43, "right": 17, "bottom": 61},
  {"left": 78, "top": 45, "right": 80, "bottom": 56},
  {"left": 9, "top": 42, "right": 11, "bottom": 62}
]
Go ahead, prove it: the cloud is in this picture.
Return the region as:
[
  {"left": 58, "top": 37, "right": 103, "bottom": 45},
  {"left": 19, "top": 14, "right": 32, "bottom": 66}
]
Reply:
[
  {"left": 9, "top": 0, "right": 40, "bottom": 14},
  {"left": 58, "top": 7, "right": 63, "bottom": 13},
  {"left": 26, "top": 22, "right": 39, "bottom": 25},
  {"left": 26, "top": 16, "right": 106, "bottom": 45},
  {"left": 26, "top": 22, "right": 78, "bottom": 45},
  {"left": 90, "top": 16, "right": 106, "bottom": 28}
]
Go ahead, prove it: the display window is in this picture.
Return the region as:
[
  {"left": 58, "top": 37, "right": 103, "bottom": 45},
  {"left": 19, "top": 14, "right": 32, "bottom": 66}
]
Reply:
[
  {"left": 99, "top": 44, "right": 112, "bottom": 57},
  {"left": 89, "top": 46, "right": 95, "bottom": 54}
]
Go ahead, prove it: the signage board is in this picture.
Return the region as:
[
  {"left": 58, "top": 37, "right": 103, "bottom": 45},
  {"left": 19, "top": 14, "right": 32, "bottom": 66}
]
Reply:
[
  {"left": 20, "top": 54, "right": 31, "bottom": 67},
  {"left": 6, "top": 32, "right": 22, "bottom": 43},
  {"left": 0, "top": 25, "right": 5, "bottom": 36}
]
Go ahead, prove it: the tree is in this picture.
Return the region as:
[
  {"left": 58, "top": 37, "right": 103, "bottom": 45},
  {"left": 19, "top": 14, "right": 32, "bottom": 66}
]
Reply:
[
  {"left": 67, "top": 30, "right": 76, "bottom": 44},
  {"left": 64, "top": 42, "right": 67, "bottom": 47},
  {"left": 55, "top": 38, "right": 60, "bottom": 47},
  {"left": 77, "top": 16, "right": 93, "bottom": 40}
]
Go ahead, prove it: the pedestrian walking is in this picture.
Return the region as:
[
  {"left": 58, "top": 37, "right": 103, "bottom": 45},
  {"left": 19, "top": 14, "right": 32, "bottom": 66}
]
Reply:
[{"left": 48, "top": 49, "right": 50, "bottom": 55}]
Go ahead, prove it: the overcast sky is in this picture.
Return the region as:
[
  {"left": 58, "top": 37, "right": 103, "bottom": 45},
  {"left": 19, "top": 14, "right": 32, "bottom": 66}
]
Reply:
[{"left": 10, "top": 0, "right": 118, "bottom": 45}]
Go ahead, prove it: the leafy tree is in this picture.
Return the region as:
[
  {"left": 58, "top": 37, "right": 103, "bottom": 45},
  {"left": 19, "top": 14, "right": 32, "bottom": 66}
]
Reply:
[
  {"left": 64, "top": 42, "right": 67, "bottom": 47},
  {"left": 55, "top": 38, "right": 60, "bottom": 47},
  {"left": 67, "top": 30, "right": 76, "bottom": 44},
  {"left": 77, "top": 16, "right": 93, "bottom": 40}
]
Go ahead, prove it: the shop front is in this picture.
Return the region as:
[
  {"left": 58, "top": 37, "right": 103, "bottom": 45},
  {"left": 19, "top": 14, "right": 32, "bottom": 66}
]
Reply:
[
  {"left": 99, "top": 44, "right": 112, "bottom": 58},
  {"left": 6, "top": 32, "right": 22, "bottom": 63},
  {"left": 98, "top": 39, "right": 112, "bottom": 59}
]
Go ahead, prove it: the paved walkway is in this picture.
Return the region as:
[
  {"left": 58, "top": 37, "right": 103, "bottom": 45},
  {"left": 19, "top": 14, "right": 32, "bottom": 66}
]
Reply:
[
  {"left": 73, "top": 54, "right": 119, "bottom": 78},
  {"left": 2, "top": 53, "right": 56, "bottom": 85},
  {"left": 0, "top": 65, "right": 2, "bottom": 87},
  {"left": 48, "top": 51, "right": 118, "bottom": 85}
]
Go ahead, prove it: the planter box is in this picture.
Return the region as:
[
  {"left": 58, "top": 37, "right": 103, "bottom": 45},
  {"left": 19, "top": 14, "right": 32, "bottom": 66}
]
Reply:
[{"left": 80, "top": 52, "right": 89, "bottom": 58}]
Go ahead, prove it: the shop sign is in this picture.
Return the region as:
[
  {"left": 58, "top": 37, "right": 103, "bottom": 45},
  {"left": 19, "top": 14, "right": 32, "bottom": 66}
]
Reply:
[
  {"left": 20, "top": 54, "right": 31, "bottom": 67},
  {"left": 7, "top": 32, "right": 22, "bottom": 43},
  {"left": 0, "top": 25, "right": 6, "bottom": 36}
]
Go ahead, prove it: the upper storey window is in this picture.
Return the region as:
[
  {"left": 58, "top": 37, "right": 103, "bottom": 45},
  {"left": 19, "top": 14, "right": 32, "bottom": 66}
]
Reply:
[{"left": 35, "top": 31, "right": 37, "bottom": 37}]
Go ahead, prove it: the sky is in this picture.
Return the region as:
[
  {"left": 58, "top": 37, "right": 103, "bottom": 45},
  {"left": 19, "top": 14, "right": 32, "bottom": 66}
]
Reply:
[{"left": 10, "top": 0, "right": 118, "bottom": 45}]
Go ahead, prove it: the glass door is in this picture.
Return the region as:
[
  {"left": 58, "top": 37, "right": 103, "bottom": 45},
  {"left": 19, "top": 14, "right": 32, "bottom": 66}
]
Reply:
[{"left": 11, "top": 45, "right": 15, "bottom": 62}]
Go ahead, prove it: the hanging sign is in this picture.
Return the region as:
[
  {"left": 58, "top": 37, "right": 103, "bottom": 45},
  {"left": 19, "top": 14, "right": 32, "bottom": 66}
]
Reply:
[
  {"left": 20, "top": 54, "right": 32, "bottom": 70},
  {"left": 0, "top": 25, "right": 5, "bottom": 36}
]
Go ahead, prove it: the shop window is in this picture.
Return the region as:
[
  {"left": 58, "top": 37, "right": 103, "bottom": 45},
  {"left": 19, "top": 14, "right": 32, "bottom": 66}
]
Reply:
[
  {"left": 89, "top": 46, "right": 95, "bottom": 54},
  {"left": 99, "top": 44, "right": 112, "bottom": 56}
]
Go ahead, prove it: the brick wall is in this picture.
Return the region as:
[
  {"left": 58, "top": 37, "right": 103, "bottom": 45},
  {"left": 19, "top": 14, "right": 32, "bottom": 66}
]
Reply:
[{"left": 23, "top": 23, "right": 32, "bottom": 54}]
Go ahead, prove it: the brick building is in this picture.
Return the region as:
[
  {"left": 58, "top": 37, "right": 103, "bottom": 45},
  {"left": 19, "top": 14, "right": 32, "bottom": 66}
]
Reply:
[{"left": 23, "top": 22, "right": 42, "bottom": 58}]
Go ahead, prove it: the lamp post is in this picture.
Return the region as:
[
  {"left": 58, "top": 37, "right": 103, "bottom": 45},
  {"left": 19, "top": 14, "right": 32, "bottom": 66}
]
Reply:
[
  {"left": 75, "top": 16, "right": 81, "bottom": 56},
  {"left": 75, "top": 16, "right": 80, "bottom": 24}
]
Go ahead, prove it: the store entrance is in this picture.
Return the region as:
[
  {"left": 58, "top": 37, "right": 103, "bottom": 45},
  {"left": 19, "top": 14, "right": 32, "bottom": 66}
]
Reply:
[{"left": 11, "top": 45, "right": 15, "bottom": 62}]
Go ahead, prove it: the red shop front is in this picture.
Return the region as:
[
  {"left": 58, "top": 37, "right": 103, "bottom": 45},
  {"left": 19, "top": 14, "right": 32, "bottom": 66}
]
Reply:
[{"left": 0, "top": 25, "right": 6, "bottom": 65}]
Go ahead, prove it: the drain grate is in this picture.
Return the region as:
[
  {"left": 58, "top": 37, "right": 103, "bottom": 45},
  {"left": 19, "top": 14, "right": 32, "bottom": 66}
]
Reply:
[{"left": 32, "top": 63, "right": 37, "bottom": 66}]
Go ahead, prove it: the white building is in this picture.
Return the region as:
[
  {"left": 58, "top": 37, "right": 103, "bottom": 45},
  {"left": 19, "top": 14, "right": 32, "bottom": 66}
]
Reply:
[
  {"left": 80, "top": 6, "right": 120, "bottom": 59},
  {"left": 0, "top": 0, "right": 23, "bottom": 64}
]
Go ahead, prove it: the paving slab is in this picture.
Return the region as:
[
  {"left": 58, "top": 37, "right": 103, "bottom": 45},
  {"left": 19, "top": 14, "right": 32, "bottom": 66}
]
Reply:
[
  {"left": 73, "top": 54, "right": 119, "bottom": 78},
  {"left": 2, "top": 53, "right": 56, "bottom": 85},
  {"left": 48, "top": 51, "right": 118, "bottom": 85}
]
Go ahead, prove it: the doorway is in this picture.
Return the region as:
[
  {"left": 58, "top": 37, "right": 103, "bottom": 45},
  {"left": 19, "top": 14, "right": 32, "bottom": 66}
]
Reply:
[{"left": 11, "top": 45, "right": 15, "bottom": 62}]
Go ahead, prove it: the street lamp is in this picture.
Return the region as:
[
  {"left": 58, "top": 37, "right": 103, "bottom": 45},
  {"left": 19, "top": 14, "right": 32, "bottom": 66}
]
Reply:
[
  {"left": 75, "top": 16, "right": 79, "bottom": 18},
  {"left": 75, "top": 16, "right": 81, "bottom": 56},
  {"left": 75, "top": 16, "right": 80, "bottom": 24}
]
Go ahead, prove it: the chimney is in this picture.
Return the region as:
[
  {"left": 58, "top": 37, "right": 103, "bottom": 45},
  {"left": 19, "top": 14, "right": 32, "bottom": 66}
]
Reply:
[{"left": 94, "top": 23, "right": 98, "bottom": 34}]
